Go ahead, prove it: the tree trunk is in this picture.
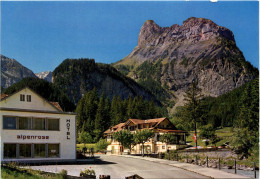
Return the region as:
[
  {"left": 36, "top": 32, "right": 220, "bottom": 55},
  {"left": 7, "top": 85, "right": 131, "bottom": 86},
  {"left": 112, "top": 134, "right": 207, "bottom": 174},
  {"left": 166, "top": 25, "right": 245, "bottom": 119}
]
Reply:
[
  {"left": 142, "top": 142, "right": 144, "bottom": 157},
  {"left": 129, "top": 144, "right": 131, "bottom": 154},
  {"left": 195, "top": 122, "right": 198, "bottom": 149},
  {"left": 120, "top": 143, "right": 122, "bottom": 155}
]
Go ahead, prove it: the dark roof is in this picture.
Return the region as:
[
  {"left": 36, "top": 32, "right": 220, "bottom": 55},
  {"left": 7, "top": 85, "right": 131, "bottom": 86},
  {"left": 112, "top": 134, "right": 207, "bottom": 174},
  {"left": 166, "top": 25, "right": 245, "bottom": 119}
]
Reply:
[
  {"left": 1, "top": 94, "right": 9, "bottom": 100},
  {"left": 49, "top": 102, "right": 63, "bottom": 112}
]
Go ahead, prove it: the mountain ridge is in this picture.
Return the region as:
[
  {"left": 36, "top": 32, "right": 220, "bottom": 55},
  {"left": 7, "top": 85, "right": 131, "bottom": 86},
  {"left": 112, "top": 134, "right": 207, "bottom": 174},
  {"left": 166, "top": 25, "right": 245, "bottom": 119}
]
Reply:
[
  {"left": 1, "top": 54, "right": 37, "bottom": 89},
  {"left": 114, "top": 17, "right": 258, "bottom": 109}
]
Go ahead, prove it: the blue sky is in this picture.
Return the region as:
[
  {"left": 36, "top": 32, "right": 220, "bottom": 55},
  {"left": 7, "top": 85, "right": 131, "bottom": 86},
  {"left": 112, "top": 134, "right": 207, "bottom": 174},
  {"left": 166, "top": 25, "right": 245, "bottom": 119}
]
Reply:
[{"left": 1, "top": 1, "right": 259, "bottom": 73}]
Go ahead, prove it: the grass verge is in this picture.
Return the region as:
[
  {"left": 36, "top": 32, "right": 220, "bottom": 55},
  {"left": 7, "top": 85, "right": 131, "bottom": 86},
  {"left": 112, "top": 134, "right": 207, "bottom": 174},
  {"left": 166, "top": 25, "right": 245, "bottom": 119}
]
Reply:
[{"left": 1, "top": 166, "right": 62, "bottom": 179}]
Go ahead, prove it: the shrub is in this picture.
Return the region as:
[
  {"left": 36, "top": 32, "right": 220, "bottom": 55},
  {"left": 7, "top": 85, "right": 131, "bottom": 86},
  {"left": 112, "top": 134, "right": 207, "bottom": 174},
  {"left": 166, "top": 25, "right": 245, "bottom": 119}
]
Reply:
[
  {"left": 7, "top": 162, "right": 19, "bottom": 169},
  {"left": 80, "top": 167, "right": 96, "bottom": 177},
  {"left": 59, "top": 169, "right": 68, "bottom": 179}
]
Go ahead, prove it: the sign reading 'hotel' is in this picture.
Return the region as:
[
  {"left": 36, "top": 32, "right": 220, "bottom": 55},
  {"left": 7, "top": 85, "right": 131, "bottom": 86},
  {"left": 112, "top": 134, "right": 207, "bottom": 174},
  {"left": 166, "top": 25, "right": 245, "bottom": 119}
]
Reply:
[{"left": 66, "top": 119, "right": 70, "bottom": 140}]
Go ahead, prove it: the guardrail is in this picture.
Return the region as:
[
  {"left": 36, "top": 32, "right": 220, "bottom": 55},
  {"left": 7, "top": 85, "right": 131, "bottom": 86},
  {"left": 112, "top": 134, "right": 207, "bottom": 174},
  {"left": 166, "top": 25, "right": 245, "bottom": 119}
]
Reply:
[{"left": 143, "top": 152, "right": 258, "bottom": 178}]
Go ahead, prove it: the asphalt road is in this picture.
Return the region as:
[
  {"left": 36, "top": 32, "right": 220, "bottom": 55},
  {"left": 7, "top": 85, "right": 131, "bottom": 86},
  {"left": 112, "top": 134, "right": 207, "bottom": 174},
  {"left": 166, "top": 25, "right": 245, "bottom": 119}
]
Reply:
[{"left": 30, "top": 155, "right": 209, "bottom": 178}]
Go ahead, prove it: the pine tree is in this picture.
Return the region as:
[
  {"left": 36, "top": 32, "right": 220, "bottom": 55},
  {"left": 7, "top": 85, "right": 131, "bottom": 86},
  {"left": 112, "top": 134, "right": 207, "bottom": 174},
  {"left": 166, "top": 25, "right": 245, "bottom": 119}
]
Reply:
[
  {"left": 116, "top": 96, "right": 124, "bottom": 123},
  {"left": 126, "top": 96, "right": 133, "bottom": 119},
  {"left": 183, "top": 80, "right": 203, "bottom": 148},
  {"left": 110, "top": 96, "right": 119, "bottom": 126},
  {"left": 104, "top": 97, "right": 111, "bottom": 131},
  {"left": 231, "top": 78, "right": 259, "bottom": 158},
  {"left": 76, "top": 95, "right": 86, "bottom": 131},
  {"left": 95, "top": 93, "right": 105, "bottom": 135}
]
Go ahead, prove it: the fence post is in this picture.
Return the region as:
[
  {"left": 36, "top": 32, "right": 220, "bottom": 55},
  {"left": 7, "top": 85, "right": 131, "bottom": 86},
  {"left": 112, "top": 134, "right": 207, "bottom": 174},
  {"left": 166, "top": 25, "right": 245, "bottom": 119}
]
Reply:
[
  {"left": 196, "top": 155, "right": 198, "bottom": 165},
  {"left": 206, "top": 156, "right": 208, "bottom": 167},
  {"left": 254, "top": 162, "right": 256, "bottom": 178},
  {"left": 234, "top": 160, "right": 237, "bottom": 174},
  {"left": 176, "top": 153, "right": 178, "bottom": 161},
  {"left": 218, "top": 158, "right": 221, "bottom": 170},
  {"left": 186, "top": 155, "right": 188, "bottom": 163}
]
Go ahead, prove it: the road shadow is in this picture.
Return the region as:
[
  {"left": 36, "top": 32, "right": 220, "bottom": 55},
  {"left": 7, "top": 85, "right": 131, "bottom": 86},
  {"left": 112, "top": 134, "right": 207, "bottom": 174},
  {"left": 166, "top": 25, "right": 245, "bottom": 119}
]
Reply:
[{"left": 3, "top": 156, "right": 116, "bottom": 166}]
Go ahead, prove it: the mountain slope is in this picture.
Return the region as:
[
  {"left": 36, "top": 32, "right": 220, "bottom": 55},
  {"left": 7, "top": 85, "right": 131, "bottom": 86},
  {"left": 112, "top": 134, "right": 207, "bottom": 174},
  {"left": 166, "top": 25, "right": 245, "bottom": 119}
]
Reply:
[
  {"left": 52, "top": 58, "right": 159, "bottom": 105},
  {"left": 114, "top": 17, "right": 258, "bottom": 109},
  {"left": 1, "top": 55, "right": 37, "bottom": 88}
]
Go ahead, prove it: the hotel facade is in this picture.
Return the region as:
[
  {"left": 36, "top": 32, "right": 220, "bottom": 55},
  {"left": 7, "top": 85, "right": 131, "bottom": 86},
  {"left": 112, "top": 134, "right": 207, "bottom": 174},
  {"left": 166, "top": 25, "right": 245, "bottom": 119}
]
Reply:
[
  {"left": 104, "top": 118, "right": 187, "bottom": 154},
  {"left": 0, "top": 87, "right": 76, "bottom": 162}
]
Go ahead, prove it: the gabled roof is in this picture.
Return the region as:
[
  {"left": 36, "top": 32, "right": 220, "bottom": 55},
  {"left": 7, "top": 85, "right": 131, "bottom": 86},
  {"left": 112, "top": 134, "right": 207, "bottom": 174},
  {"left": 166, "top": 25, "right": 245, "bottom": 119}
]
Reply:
[
  {"left": 125, "top": 117, "right": 167, "bottom": 126},
  {"left": 0, "top": 86, "right": 63, "bottom": 112},
  {"left": 104, "top": 123, "right": 125, "bottom": 134},
  {"left": 104, "top": 117, "right": 185, "bottom": 135}
]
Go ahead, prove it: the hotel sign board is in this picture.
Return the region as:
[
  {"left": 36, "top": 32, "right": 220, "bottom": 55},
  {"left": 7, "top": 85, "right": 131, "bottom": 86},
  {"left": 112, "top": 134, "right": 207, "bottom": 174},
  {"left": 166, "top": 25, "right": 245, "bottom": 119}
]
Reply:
[
  {"left": 17, "top": 135, "right": 49, "bottom": 140},
  {"left": 66, "top": 119, "right": 70, "bottom": 140}
]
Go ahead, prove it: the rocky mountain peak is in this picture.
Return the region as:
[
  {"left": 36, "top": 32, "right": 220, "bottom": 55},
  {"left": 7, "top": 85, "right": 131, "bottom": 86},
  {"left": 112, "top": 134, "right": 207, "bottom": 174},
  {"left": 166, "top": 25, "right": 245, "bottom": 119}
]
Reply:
[
  {"left": 182, "top": 17, "right": 235, "bottom": 41},
  {"left": 137, "top": 17, "right": 234, "bottom": 48},
  {"left": 36, "top": 71, "right": 52, "bottom": 83},
  {"left": 138, "top": 20, "right": 163, "bottom": 46},
  {"left": 1, "top": 54, "right": 37, "bottom": 88}
]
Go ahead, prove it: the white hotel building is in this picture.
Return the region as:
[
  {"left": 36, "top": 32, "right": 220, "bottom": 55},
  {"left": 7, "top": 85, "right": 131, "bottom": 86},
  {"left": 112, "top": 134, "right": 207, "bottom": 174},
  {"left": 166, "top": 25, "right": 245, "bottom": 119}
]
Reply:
[{"left": 0, "top": 87, "right": 76, "bottom": 163}]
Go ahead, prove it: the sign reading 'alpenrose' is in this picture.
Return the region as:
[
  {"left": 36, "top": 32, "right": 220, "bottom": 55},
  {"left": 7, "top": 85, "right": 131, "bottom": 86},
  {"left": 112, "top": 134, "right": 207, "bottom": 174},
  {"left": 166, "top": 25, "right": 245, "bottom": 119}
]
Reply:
[{"left": 17, "top": 135, "right": 49, "bottom": 140}]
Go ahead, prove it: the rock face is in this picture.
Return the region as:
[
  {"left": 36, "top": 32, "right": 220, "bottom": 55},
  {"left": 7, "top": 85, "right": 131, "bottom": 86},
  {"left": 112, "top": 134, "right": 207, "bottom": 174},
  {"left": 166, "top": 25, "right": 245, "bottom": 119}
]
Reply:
[
  {"left": 52, "top": 58, "right": 158, "bottom": 105},
  {"left": 36, "top": 71, "right": 52, "bottom": 83},
  {"left": 1, "top": 55, "right": 37, "bottom": 89},
  {"left": 115, "top": 17, "right": 258, "bottom": 108}
]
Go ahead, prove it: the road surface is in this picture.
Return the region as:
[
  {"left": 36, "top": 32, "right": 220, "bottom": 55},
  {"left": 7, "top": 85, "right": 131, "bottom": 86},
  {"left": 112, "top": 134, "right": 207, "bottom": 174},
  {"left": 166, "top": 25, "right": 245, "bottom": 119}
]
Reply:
[{"left": 30, "top": 155, "right": 209, "bottom": 178}]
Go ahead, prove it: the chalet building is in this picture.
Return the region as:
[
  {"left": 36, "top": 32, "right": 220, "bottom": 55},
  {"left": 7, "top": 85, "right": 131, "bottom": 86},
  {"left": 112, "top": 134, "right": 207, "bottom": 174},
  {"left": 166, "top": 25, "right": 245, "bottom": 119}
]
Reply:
[
  {"left": 104, "top": 118, "right": 187, "bottom": 154},
  {"left": 0, "top": 87, "right": 76, "bottom": 163}
]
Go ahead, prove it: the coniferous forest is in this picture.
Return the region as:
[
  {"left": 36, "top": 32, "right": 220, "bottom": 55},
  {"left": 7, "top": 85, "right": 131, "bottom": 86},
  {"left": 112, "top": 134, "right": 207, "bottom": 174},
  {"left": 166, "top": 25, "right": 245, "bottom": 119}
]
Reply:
[{"left": 76, "top": 88, "right": 167, "bottom": 143}]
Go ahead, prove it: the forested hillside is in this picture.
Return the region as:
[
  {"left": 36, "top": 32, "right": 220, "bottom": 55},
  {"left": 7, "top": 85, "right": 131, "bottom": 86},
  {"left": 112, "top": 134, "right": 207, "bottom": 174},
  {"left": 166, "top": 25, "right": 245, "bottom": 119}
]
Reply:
[
  {"left": 172, "top": 77, "right": 259, "bottom": 130},
  {"left": 52, "top": 58, "right": 159, "bottom": 105}
]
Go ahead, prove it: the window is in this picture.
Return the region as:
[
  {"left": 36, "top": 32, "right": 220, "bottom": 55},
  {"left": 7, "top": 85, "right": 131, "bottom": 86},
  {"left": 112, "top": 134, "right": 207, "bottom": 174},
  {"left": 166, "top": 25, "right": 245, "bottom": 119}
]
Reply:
[
  {"left": 48, "top": 144, "right": 59, "bottom": 158},
  {"left": 33, "top": 118, "right": 45, "bottom": 130},
  {"left": 18, "top": 117, "right": 31, "bottom": 129},
  {"left": 4, "top": 144, "right": 16, "bottom": 158},
  {"left": 34, "top": 144, "right": 46, "bottom": 158},
  {"left": 27, "top": 95, "right": 31, "bottom": 102},
  {"left": 20, "top": 94, "right": 25, "bottom": 101},
  {"left": 3, "top": 116, "right": 17, "bottom": 129},
  {"left": 157, "top": 134, "right": 160, "bottom": 141},
  {"left": 19, "top": 144, "right": 31, "bottom": 158},
  {"left": 47, "top": 118, "right": 59, "bottom": 131},
  {"left": 162, "top": 145, "right": 165, "bottom": 149}
]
